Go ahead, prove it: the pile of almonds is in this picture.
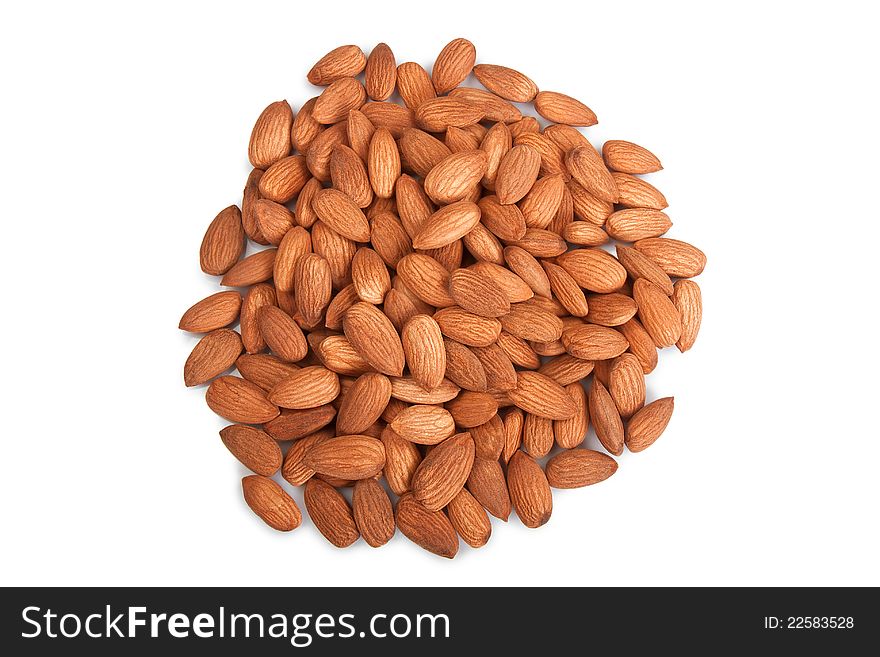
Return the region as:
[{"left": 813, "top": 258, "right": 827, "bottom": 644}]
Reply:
[{"left": 181, "top": 38, "right": 705, "bottom": 558}]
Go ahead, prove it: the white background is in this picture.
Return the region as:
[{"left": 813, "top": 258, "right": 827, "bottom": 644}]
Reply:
[{"left": 1, "top": 1, "right": 878, "bottom": 587}]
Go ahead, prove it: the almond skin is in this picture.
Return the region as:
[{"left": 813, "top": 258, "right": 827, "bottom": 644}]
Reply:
[
  {"left": 507, "top": 451, "right": 552, "bottom": 528},
  {"left": 179, "top": 291, "right": 242, "bottom": 333},
  {"left": 335, "top": 372, "right": 392, "bottom": 435},
  {"left": 626, "top": 397, "right": 674, "bottom": 452},
  {"left": 343, "top": 302, "right": 405, "bottom": 376},
  {"left": 265, "top": 405, "right": 336, "bottom": 441},
  {"left": 236, "top": 354, "right": 299, "bottom": 391},
  {"left": 498, "top": 302, "right": 563, "bottom": 343},
  {"left": 557, "top": 249, "right": 627, "bottom": 293},
  {"left": 411, "top": 432, "right": 476, "bottom": 510},
  {"left": 606, "top": 209, "right": 672, "bottom": 241},
  {"left": 472, "top": 343, "right": 517, "bottom": 391},
  {"left": 367, "top": 128, "right": 401, "bottom": 199},
  {"left": 449, "top": 268, "right": 510, "bottom": 317},
  {"left": 478, "top": 195, "right": 527, "bottom": 241},
  {"left": 313, "top": 188, "right": 371, "bottom": 242},
  {"left": 585, "top": 293, "right": 639, "bottom": 327},
  {"left": 538, "top": 354, "right": 595, "bottom": 386},
  {"left": 566, "top": 146, "right": 619, "bottom": 204},
  {"left": 602, "top": 140, "right": 663, "bottom": 174},
  {"left": 616, "top": 245, "right": 674, "bottom": 296},
  {"left": 588, "top": 379, "right": 625, "bottom": 456},
  {"left": 397, "top": 253, "right": 456, "bottom": 308},
  {"left": 618, "top": 318, "right": 659, "bottom": 374},
  {"left": 220, "top": 425, "right": 282, "bottom": 476},
  {"left": 447, "top": 488, "right": 491, "bottom": 548},
  {"left": 534, "top": 91, "right": 597, "bottom": 126},
  {"left": 351, "top": 247, "right": 391, "bottom": 304},
  {"left": 206, "top": 376, "right": 279, "bottom": 424},
  {"left": 257, "top": 306, "right": 308, "bottom": 363},
  {"left": 390, "top": 376, "right": 461, "bottom": 404},
  {"left": 434, "top": 306, "right": 502, "bottom": 348},
  {"left": 609, "top": 353, "right": 646, "bottom": 418},
  {"left": 448, "top": 87, "right": 521, "bottom": 123},
  {"left": 633, "top": 278, "right": 683, "bottom": 348},
  {"left": 259, "top": 155, "right": 310, "bottom": 203},
  {"left": 673, "top": 279, "right": 702, "bottom": 353},
  {"left": 396, "top": 61, "right": 436, "bottom": 108},
  {"left": 396, "top": 493, "right": 459, "bottom": 559},
  {"left": 432, "top": 37, "right": 476, "bottom": 94},
  {"left": 200, "top": 205, "right": 245, "bottom": 276},
  {"left": 634, "top": 237, "right": 707, "bottom": 278},
  {"left": 401, "top": 315, "right": 446, "bottom": 390},
  {"left": 331, "top": 144, "right": 373, "bottom": 208},
  {"left": 545, "top": 449, "right": 618, "bottom": 488},
  {"left": 381, "top": 427, "right": 422, "bottom": 495},
  {"left": 304, "top": 478, "right": 360, "bottom": 547},
  {"left": 466, "top": 457, "right": 511, "bottom": 521},
  {"left": 423, "top": 150, "right": 488, "bottom": 205},
  {"left": 184, "top": 329, "right": 242, "bottom": 387},
  {"left": 308, "top": 45, "right": 367, "bottom": 86},
  {"left": 220, "top": 248, "right": 277, "bottom": 288},
  {"left": 446, "top": 391, "right": 499, "bottom": 428},
  {"left": 352, "top": 478, "right": 395, "bottom": 547},
  {"left": 268, "top": 366, "right": 340, "bottom": 409},
  {"left": 473, "top": 64, "right": 538, "bottom": 103},
  {"left": 562, "top": 324, "right": 630, "bottom": 360},
  {"left": 304, "top": 434, "right": 386, "bottom": 480},
  {"left": 496, "top": 144, "right": 541, "bottom": 205},
  {"left": 390, "top": 404, "right": 456, "bottom": 445},
  {"left": 443, "top": 339, "right": 488, "bottom": 392},
  {"left": 242, "top": 475, "right": 301, "bottom": 531},
  {"left": 554, "top": 382, "right": 589, "bottom": 449},
  {"left": 613, "top": 172, "right": 668, "bottom": 209},
  {"left": 248, "top": 100, "right": 292, "bottom": 169},
  {"left": 365, "top": 43, "right": 396, "bottom": 101},
  {"left": 523, "top": 413, "right": 554, "bottom": 457},
  {"left": 507, "top": 371, "right": 577, "bottom": 420},
  {"left": 412, "top": 201, "right": 482, "bottom": 250},
  {"left": 398, "top": 129, "right": 452, "bottom": 178},
  {"left": 415, "top": 97, "right": 484, "bottom": 132}
]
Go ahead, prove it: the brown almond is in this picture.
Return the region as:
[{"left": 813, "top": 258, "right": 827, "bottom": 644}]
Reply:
[
  {"left": 586, "top": 293, "right": 639, "bottom": 327},
  {"left": 366, "top": 127, "right": 400, "bottom": 199},
  {"left": 507, "top": 371, "right": 577, "bottom": 420},
  {"left": 304, "top": 478, "right": 360, "bottom": 547},
  {"left": 470, "top": 414, "right": 505, "bottom": 460},
  {"left": 562, "top": 323, "right": 629, "bottom": 360},
  {"left": 612, "top": 172, "right": 668, "bottom": 210},
  {"left": 313, "top": 188, "right": 371, "bottom": 242},
  {"left": 507, "top": 451, "right": 552, "bottom": 528},
  {"left": 364, "top": 43, "right": 396, "bottom": 101},
  {"left": 565, "top": 146, "right": 618, "bottom": 204},
  {"left": 398, "top": 129, "right": 452, "bottom": 178},
  {"left": 242, "top": 475, "right": 301, "bottom": 531},
  {"left": 415, "top": 97, "right": 484, "bottom": 132},
  {"left": 412, "top": 432, "right": 476, "bottom": 510},
  {"left": 431, "top": 37, "right": 476, "bottom": 93},
  {"left": 501, "top": 408, "right": 524, "bottom": 464},
  {"left": 473, "top": 63, "right": 538, "bottom": 102},
  {"left": 618, "top": 318, "right": 658, "bottom": 374},
  {"left": 634, "top": 237, "right": 707, "bottom": 278},
  {"left": 434, "top": 306, "right": 502, "bottom": 347},
  {"left": 369, "top": 211, "right": 412, "bottom": 268},
  {"left": 351, "top": 247, "right": 391, "bottom": 304},
  {"left": 268, "top": 365, "right": 340, "bottom": 409},
  {"left": 401, "top": 315, "right": 446, "bottom": 390},
  {"left": 443, "top": 339, "right": 488, "bottom": 392},
  {"left": 184, "top": 329, "right": 242, "bottom": 387},
  {"left": 396, "top": 61, "right": 436, "bottom": 108},
  {"left": 330, "top": 144, "right": 373, "bottom": 208},
  {"left": 480, "top": 122, "right": 512, "bottom": 188},
  {"left": 396, "top": 493, "right": 459, "bottom": 558},
  {"left": 200, "top": 206, "right": 245, "bottom": 276},
  {"left": 545, "top": 449, "right": 618, "bottom": 488},
  {"left": 616, "top": 245, "right": 674, "bottom": 295},
  {"left": 447, "top": 488, "right": 491, "bottom": 548},
  {"left": 506, "top": 228, "right": 567, "bottom": 258},
  {"left": 273, "top": 226, "right": 312, "bottom": 292},
  {"left": 626, "top": 397, "right": 674, "bottom": 452},
  {"left": 557, "top": 248, "right": 627, "bottom": 293},
  {"left": 534, "top": 91, "right": 597, "bottom": 126},
  {"left": 448, "top": 87, "right": 522, "bottom": 123},
  {"left": 179, "top": 291, "right": 242, "bottom": 333},
  {"left": 423, "top": 150, "right": 488, "bottom": 205},
  {"left": 633, "top": 278, "right": 682, "bottom": 348},
  {"left": 311, "top": 221, "right": 356, "bottom": 289},
  {"left": 360, "top": 101, "right": 416, "bottom": 137},
  {"left": 390, "top": 404, "right": 456, "bottom": 445},
  {"left": 562, "top": 221, "right": 609, "bottom": 246},
  {"left": 554, "top": 382, "right": 589, "bottom": 449},
  {"left": 523, "top": 413, "right": 554, "bottom": 457},
  {"left": 588, "top": 379, "right": 624, "bottom": 456},
  {"left": 496, "top": 144, "right": 541, "bottom": 205},
  {"left": 503, "top": 246, "right": 551, "bottom": 298},
  {"left": 448, "top": 268, "right": 509, "bottom": 318},
  {"left": 446, "top": 391, "right": 499, "bottom": 428},
  {"left": 308, "top": 45, "right": 367, "bottom": 85},
  {"left": 242, "top": 168, "right": 268, "bottom": 244},
  {"left": 471, "top": 343, "right": 517, "bottom": 391},
  {"left": 499, "top": 302, "right": 563, "bottom": 343},
  {"left": 352, "top": 478, "right": 395, "bottom": 547},
  {"left": 264, "top": 405, "right": 336, "bottom": 441},
  {"left": 609, "top": 353, "right": 646, "bottom": 418},
  {"left": 390, "top": 376, "right": 461, "bottom": 404},
  {"left": 538, "top": 354, "right": 595, "bottom": 386},
  {"left": 519, "top": 174, "right": 565, "bottom": 229},
  {"left": 412, "top": 201, "right": 482, "bottom": 250},
  {"left": 304, "top": 434, "right": 386, "bottom": 480},
  {"left": 335, "top": 372, "right": 392, "bottom": 434},
  {"left": 381, "top": 427, "right": 422, "bottom": 495},
  {"left": 248, "top": 100, "right": 293, "bottom": 169},
  {"left": 672, "top": 279, "right": 702, "bottom": 353},
  {"left": 220, "top": 249, "right": 277, "bottom": 288},
  {"left": 343, "top": 301, "right": 405, "bottom": 376},
  {"left": 220, "top": 425, "right": 282, "bottom": 476},
  {"left": 236, "top": 353, "right": 298, "bottom": 391},
  {"left": 602, "top": 140, "right": 663, "bottom": 174},
  {"left": 467, "top": 457, "right": 511, "bottom": 521},
  {"left": 542, "top": 261, "right": 589, "bottom": 317},
  {"left": 606, "top": 208, "right": 672, "bottom": 241},
  {"left": 259, "top": 155, "right": 310, "bottom": 203},
  {"left": 478, "top": 195, "right": 527, "bottom": 241},
  {"left": 206, "top": 375, "right": 279, "bottom": 424},
  {"left": 397, "top": 253, "right": 456, "bottom": 307},
  {"left": 306, "top": 121, "right": 348, "bottom": 182}
]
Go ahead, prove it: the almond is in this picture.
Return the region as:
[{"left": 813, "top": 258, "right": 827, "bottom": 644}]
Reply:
[
  {"left": 496, "top": 144, "right": 541, "bottom": 205},
  {"left": 423, "top": 150, "right": 488, "bottom": 205},
  {"left": 259, "top": 155, "right": 310, "bottom": 203},
  {"left": 480, "top": 121, "right": 512, "bottom": 188},
  {"left": 586, "top": 293, "right": 639, "bottom": 326},
  {"left": 538, "top": 354, "right": 595, "bottom": 386},
  {"left": 523, "top": 413, "right": 554, "bottom": 457},
  {"left": 396, "top": 493, "right": 459, "bottom": 558},
  {"left": 281, "top": 431, "right": 331, "bottom": 486},
  {"left": 415, "top": 97, "right": 484, "bottom": 132},
  {"left": 390, "top": 404, "right": 456, "bottom": 445},
  {"left": 443, "top": 339, "right": 488, "bottom": 392},
  {"left": 291, "top": 97, "right": 324, "bottom": 154},
  {"left": 307, "top": 45, "right": 367, "bottom": 86},
  {"left": 367, "top": 127, "right": 401, "bottom": 199},
  {"left": 626, "top": 397, "right": 674, "bottom": 452},
  {"left": 365, "top": 43, "right": 396, "bottom": 101},
  {"left": 471, "top": 343, "right": 517, "bottom": 391},
  {"left": 179, "top": 291, "right": 242, "bottom": 333},
  {"left": 498, "top": 302, "right": 563, "bottom": 343},
  {"left": 360, "top": 101, "right": 416, "bottom": 137},
  {"left": 381, "top": 427, "right": 422, "bottom": 495},
  {"left": 466, "top": 457, "right": 511, "bottom": 521},
  {"left": 609, "top": 353, "right": 646, "bottom": 418},
  {"left": 335, "top": 372, "right": 392, "bottom": 434},
  {"left": 206, "top": 375, "right": 280, "bottom": 424},
  {"left": 396, "top": 61, "right": 436, "bottom": 108},
  {"left": 534, "top": 91, "right": 597, "bottom": 126},
  {"left": 401, "top": 314, "right": 446, "bottom": 390},
  {"left": 672, "top": 279, "right": 702, "bottom": 353},
  {"left": 478, "top": 195, "right": 527, "bottom": 241},
  {"left": 257, "top": 306, "right": 308, "bottom": 363},
  {"left": 397, "top": 253, "right": 456, "bottom": 307},
  {"left": 390, "top": 376, "right": 460, "bottom": 404},
  {"left": 634, "top": 238, "right": 707, "bottom": 278},
  {"left": 412, "top": 200, "right": 482, "bottom": 250},
  {"left": 269, "top": 365, "right": 340, "bottom": 409},
  {"left": 351, "top": 247, "right": 391, "bottom": 304},
  {"left": 241, "top": 168, "right": 268, "bottom": 244},
  {"left": 557, "top": 248, "right": 627, "bottom": 293},
  {"left": 313, "top": 188, "right": 371, "bottom": 242},
  {"left": 242, "top": 475, "right": 301, "bottom": 531},
  {"left": 447, "top": 489, "right": 491, "bottom": 548},
  {"left": 304, "top": 478, "right": 360, "bottom": 547},
  {"left": 606, "top": 208, "right": 672, "bottom": 241},
  {"left": 306, "top": 121, "right": 348, "bottom": 182},
  {"left": 565, "top": 146, "right": 619, "bottom": 203},
  {"left": 519, "top": 174, "right": 565, "bottom": 229},
  {"left": 273, "top": 226, "right": 312, "bottom": 292},
  {"left": 352, "top": 478, "right": 395, "bottom": 547},
  {"left": 543, "top": 261, "right": 590, "bottom": 317},
  {"left": 470, "top": 262, "right": 533, "bottom": 303},
  {"left": 615, "top": 245, "right": 674, "bottom": 295},
  {"left": 562, "top": 323, "right": 629, "bottom": 360},
  {"left": 304, "top": 434, "right": 386, "bottom": 480},
  {"left": 612, "top": 172, "right": 668, "bottom": 210},
  {"left": 507, "top": 371, "right": 577, "bottom": 420},
  {"left": 236, "top": 353, "right": 299, "bottom": 391},
  {"left": 448, "top": 267, "right": 509, "bottom": 317},
  {"left": 265, "top": 405, "right": 336, "bottom": 441},
  {"left": 311, "top": 221, "right": 356, "bottom": 289},
  {"left": 431, "top": 37, "right": 476, "bottom": 93},
  {"left": 554, "top": 382, "right": 589, "bottom": 449},
  {"left": 618, "top": 318, "right": 658, "bottom": 374},
  {"left": 588, "top": 379, "right": 624, "bottom": 456},
  {"left": 473, "top": 64, "right": 538, "bottom": 102},
  {"left": 567, "top": 179, "right": 614, "bottom": 225},
  {"left": 562, "top": 221, "right": 610, "bottom": 246},
  {"left": 184, "top": 329, "right": 242, "bottom": 387},
  {"left": 369, "top": 211, "right": 412, "bottom": 268},
  {"left": 446, "top": 391, "right": 498, "bottom": 428},
  {"left": 506, "top": 228, "right": 567, "bottom": 258},
  {"left": 411, "top": 432, "right": 475, "bottom": 510},
  {"left": 503, "top": 246, "right": 552, "bottom": 298},
  {"left": 633, "top": 278, "right": 682, "bottom": 348},
  {"left": 501, "top": 408, "right": 524, "bottom": 464},
  {"left": 448, "top": 87, "right": 521, "bottom": 123},
  {"left": 470, "top": 414, "right": 505, "bottom": 460},
  {"left": 220, "top": 425, "right": 282, "bottom": 476},
  {"left": 602, "top": 140, "right": 663, "bottom": 174},
  {"left": 343, "top": 301, "right": 405, "bottom": 376},
  {"left": 507, "top": 451, "right": 552, "bottom": 528},
  {"left": 545, "top": 449, "right": 618, "bottom": 488},
  {"left": 220, "top": 248, "right": 277, "bottom": 288},
  {"left": 330, "top": 144, "right": 372, "bottom": 208},
  {"left": 248, "top": 100, "right": 293, "bottom": 169},
  {"left": 200, "top": 206, "right": 245, "bottom": 276},
  {"left": 434, "top": 306, "right": 502, "bottom": 347},
  {"left": 398, "top": 129, "right": 451, "bottom": 178}
]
